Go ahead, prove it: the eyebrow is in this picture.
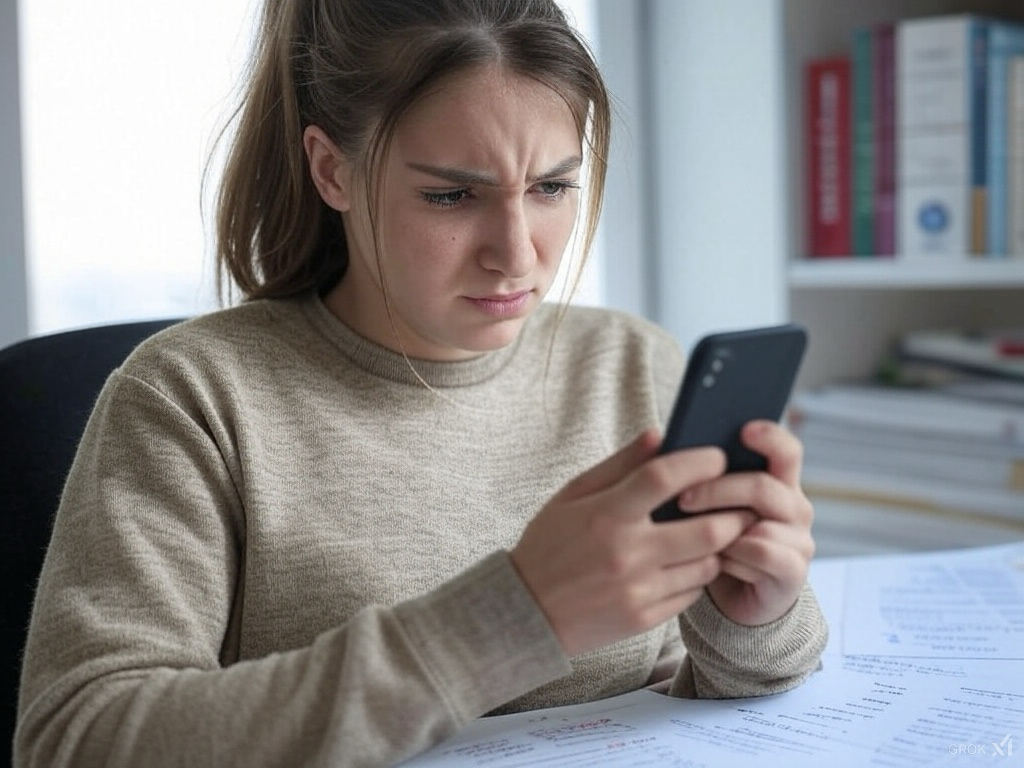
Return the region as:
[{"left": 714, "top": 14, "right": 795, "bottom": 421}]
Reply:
[{"left": 406, "top": 156, "right": 583, "bottom": 186}]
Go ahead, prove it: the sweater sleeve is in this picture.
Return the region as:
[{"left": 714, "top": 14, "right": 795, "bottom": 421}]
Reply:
[
  {"left": 15, "top": 373, "right": 571, "bottom": 768},
  {"left": 668, "top": 584, "right": 828, "bottom": 699}
]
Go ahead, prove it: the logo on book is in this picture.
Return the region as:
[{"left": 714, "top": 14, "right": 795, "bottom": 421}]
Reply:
[
  {"left": 917, "top": 202, "right": 950, "bottom": 233},
  {"left": 948, "top": 734, "right": 1014, "bottom": 757}
]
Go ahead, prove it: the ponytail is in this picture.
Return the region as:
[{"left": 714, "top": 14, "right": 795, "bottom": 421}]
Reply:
[{"left": 213, "top": 0, "right": 346, "bottom": 302}]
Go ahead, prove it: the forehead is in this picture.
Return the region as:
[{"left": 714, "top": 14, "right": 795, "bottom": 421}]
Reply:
[{"left": 388, "top": 65, "right": 583, "bottom": 174}]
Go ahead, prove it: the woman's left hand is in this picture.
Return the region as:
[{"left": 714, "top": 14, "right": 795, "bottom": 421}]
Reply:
[{"left": 677, "top": 420, "right": 815, "bottom": 626}]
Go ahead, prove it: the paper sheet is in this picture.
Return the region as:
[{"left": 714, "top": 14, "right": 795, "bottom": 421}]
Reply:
[
  {"left": 405, "top": 669, "right": 1023, "bottom": 767},
  {"left": 840, "top": 542, "right": 1024, "bottom": 659},
  {"left": 403, "top": 543, "right": 1024, "bottom": 767}
]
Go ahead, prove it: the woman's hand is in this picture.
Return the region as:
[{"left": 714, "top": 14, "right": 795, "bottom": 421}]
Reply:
[
  {"left": 680, "top": 420, "right": 815, "bottom": 627},
  {"left": 510, "top": 429, "right": 755, "bottom": 658}
]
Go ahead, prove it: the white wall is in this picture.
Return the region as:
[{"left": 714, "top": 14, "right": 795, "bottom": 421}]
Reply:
[
  {"left": 594, "top": 0, "right": 654, "bottom": 318},
  {"left": 648, "top": 0, "right": 788, "bottom": 356},
  {"left": 0, "top": 0, "right": 28, "bottom": 348}
]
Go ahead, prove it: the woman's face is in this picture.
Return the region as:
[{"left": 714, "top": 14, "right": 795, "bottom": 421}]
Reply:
[{"left": 317, "top": 65, "right": 583, "bottom": 361}]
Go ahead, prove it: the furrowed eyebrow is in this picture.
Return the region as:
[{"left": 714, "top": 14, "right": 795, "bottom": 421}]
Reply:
[{"left": 406, "top": 156, "right": 583, "bottom": 186}]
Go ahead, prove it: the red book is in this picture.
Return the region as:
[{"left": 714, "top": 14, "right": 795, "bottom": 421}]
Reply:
[
  {"left": 873, "top": 24, "right": 897, "bottom": 256},
  {"left": 805, "top": 56, "right": 852, "bottom": 257}
]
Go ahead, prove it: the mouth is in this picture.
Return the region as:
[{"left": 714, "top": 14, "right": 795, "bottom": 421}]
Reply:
[{"left": 466, "top": 290, "right": 533, "bottom": 317}]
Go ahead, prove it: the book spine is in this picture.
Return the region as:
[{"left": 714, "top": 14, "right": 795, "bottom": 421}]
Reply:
[
  {"left": 985, "top": 24, "right": 1024, "bottom": 257},
  {"left": 806, "top": 56, "right": 852, "bottom": 257},
  {"left": 970, "top": 21, "right": 989, "bottom": 255},
  {"left": 851, "top": 27, "right": 875, "bottom": 256},
  {"left": 874, "top": 23, "right": 897, "bottom": 256},
  {"left": 896, "top": 16, "right": 975, "bottom": 257},
  {"left": 1011, "top": 55, "right": 1024, "bottom": 256}
]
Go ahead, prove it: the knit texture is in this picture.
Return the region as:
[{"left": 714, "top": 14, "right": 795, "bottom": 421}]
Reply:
[{"left": 15, "top": 295, "right": 827, "bottom": 767}]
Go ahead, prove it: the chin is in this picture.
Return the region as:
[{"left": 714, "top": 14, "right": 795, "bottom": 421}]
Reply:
[{"left": 461, "top": 320, "right": 527, "bottom": 354}]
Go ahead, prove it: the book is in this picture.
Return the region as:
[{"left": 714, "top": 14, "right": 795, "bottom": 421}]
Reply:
[
  {"left": 851, "top": 27, "right": 876, "bottom": 255},
  {"left": 796, "top": 419, "right": 1024, "bottom": 491},
  {"left": 896, "top": 15, "right": 990, "bottom": 257},
  {"left": 788, "top": 382, "right": 1024, "bottom": 443},
  {"left": 944, "top": 377, "right": 1024, "bottom": 406},
  {"left": 805, "top": 56, "right": 852, "bottom": 257},
  {"left": 1010, "top": 55, "right": 1024, "bottom": 256},
  {"left": 899, "top": 328, "right": 1024, "bottom": 380},
  {"left": 801, "top": 463, "right": 1024, "bottom": 521},
  {"left": 985, "top": 21, "right": 1024, "bottom": 256},
  {"left": 874, "top": 22, "right": 897, "bottom": 256},
  {"left": 794, "top": 415, "right": 1024, "bottom": 463}
]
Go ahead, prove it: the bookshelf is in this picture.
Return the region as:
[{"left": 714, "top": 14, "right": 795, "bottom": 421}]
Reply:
[
  {"left": 786, "top": 0, "right": 1024, "bottom": 553},
  {"left": 788, "top": 259, "right": 1024, "bottom": 290},
  {"left": 645, "top": 0, "right": 1024, "bottom": 553},
  {"left": 783, "top": 0, "right": 1024, "bottom": 389}
]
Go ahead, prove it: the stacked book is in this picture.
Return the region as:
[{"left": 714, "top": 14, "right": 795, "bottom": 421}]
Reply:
[
  {"left": 790, "top": 328, "right": 1024, "bottom": 522},
  {"left": 805, "top": 13, "right": 1024, "bottom": 259}
]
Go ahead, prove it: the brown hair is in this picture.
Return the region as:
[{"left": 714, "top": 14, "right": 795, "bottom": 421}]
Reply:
[{"left": 212, "top": 0, "right": 610, "bottom": 303}]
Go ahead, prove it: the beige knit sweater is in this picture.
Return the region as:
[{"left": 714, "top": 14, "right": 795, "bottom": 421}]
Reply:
[{"left": 15, "top": 295, "right": 827, "bottom": 768}]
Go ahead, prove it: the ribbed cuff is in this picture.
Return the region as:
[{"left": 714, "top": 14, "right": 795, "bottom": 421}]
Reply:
[
  {"left": 393, "top": 551, "right": 572, "bottom": 723},
  {"left": 671, "top": 583, "right": 829, "bottom": 699}
]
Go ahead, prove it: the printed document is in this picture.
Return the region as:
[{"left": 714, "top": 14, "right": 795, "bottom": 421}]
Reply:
[{"left": 403, "top": 543, "right": 1024, "bottom": 767}]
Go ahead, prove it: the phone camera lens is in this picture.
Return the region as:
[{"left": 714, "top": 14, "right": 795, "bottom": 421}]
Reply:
[{"left": 702, "top": 374, "right": 715, "bottom": 388}]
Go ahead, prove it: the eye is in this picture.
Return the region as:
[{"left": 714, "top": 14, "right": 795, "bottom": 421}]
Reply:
[
  {"left": 421, "top": 189, "right": 471, "bottom": 208},
  {"left": 534, "top": 180, "right": 580, "bottom": 200}
]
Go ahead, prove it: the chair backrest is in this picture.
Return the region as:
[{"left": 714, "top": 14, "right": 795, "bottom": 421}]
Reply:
[{"left": 0, "top": 318, "right": 183, "bottom": 766}]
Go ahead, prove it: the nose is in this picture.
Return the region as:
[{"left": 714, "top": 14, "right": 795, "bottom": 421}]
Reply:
[{"left": 478, "top": 198, "right": 537, "bottom": 278}]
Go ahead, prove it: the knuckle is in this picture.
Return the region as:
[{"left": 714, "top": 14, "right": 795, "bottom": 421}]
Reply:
[
  {"left": 805, "top": 536, "right": 817, "bottom": 560},
  {"left": 692, "top": 518, "right": 733, "bottom": 553},
  {"left": 790, "top": 437, "right": 805, "bottom": 463},
  {"left": 604, "top": 548, "right": 634, "bottom": 580},
  {"left": 629, "top": 603, "right": 661, "bottom": 634},
  {"left": 798, "top": 493, "right": 815, "bottom": 523},
  {"left": 750, "top": 472, "right": 775, "bottom": 499},
  {"left": 640, "top": 460, "right": 678, "bottom": 496},
  {"left": 699, "top": 554, "right": 722, "bottom": 583}
]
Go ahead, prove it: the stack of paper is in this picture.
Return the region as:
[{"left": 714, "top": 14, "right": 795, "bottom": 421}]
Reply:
[
  {"left": 787, "top": 382, "right": 1024, "bottom": 522},
  {"left": 789, "top": 328, "right": 1024, "bottom": 522}
]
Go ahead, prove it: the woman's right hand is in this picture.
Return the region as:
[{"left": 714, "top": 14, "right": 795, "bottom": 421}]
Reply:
[{"left": 509, "top": 428, "right": 755, "bottom": 657}]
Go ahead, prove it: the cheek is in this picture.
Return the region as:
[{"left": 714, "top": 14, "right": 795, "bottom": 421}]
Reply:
[
  {"left": 384, "top": 221, "right": 466, "bottom": 292},
  {"left": 535, "top": 204, "right": 579, "bottom": 259}
]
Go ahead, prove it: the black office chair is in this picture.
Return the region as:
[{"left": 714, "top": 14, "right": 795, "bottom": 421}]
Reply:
[{"left": 0, "top": 317, "right": 183, "bottom": 766}]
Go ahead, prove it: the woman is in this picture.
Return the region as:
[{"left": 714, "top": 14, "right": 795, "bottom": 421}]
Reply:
[{"left": 15, "top": 1, "right": 827, "bottom": 766}]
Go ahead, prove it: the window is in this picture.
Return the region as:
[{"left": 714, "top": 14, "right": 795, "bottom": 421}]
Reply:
[{"left": 19, "top": 0, "right": 601, "bottom": 335}]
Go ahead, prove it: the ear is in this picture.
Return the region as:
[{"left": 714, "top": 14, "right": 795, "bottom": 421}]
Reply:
[{"left": 303, "top": 125, "right": 353, "bottom": 212}]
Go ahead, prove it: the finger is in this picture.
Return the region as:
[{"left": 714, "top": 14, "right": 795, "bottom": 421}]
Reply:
[
  {"left": 651, "top": 509, "right": 756, "bottom": 564},
  {"left": 732, "top": 518, "right": 817, "bottom": 561},
  {"left": 741, "top": 420, "right": 803, "bottom": 487},
  {"left": 680, "top": 471, "right": 813, "bottom": 525},
  {"left": 605, "top": 445, "right": 727, "bottom": 522},
  {"left": 636, "top": 555, "right": 723, "bottom": 626},
  {"left": 559, "top": 428, "right": 662, "bottom": 501},
  {"left": 651, "top": 561, "right": 716, "bottom": 610},
  {"left": 719, "top": 533, "right": 812, "bottom": 585}
]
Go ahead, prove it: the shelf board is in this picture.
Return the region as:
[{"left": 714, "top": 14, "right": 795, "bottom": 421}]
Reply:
[{"left": 789, "top": 257, "right": 1024, "bottom": 289}]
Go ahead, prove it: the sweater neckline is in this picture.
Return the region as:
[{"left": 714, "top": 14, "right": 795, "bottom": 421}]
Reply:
[{"left": 301, "top": 293, "right": 534, "bottom": 388}]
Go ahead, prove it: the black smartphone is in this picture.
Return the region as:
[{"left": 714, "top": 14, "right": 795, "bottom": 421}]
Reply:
[{"left": 651, "top": 323, "right": 808, "bottom": 522}]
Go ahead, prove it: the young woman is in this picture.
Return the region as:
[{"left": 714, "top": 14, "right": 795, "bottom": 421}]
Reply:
[{"left": 15, "top": 1, "right": 827, "bottom": 766}]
